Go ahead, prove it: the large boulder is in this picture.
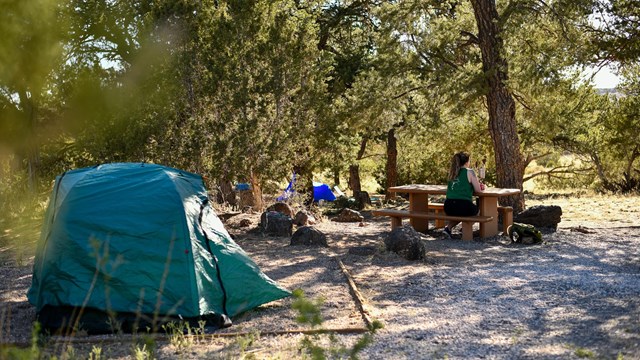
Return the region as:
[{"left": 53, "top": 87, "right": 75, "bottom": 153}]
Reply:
[
  {"left": 290, "top": 226, "right": 328, "bottom": 247},
  {"left": 293, "top": 210, "right": 316, "bottom": 226},
  {"left": 266, "top": 202, "right": 294, "bottom": 217},
  {"left": 260, "top": 211, "right": 293, "bottom": 237},
  {"left": 514, "top": 205, "right": 562, "bottom": 231},
  {"left": 384, "top": 225, "right": 425, "bottom": 261},
  {"left": 353, "top": 191, "right": 371, "bottom": 209},
  {"left": 332, "top": 208, "right": 364, "bottom": 223}
]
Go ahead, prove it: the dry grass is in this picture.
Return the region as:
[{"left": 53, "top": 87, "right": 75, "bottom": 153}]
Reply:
[{"left": 527, "top": 192, "right": 640, "bottom": 228}]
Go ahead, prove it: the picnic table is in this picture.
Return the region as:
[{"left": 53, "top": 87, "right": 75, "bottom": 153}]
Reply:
[{"left": 374, "top": 184, "right": 521, "bottom": 240}]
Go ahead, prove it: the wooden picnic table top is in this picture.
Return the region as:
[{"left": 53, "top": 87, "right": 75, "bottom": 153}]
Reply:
[{"left": 388, "top": 184, "right": 521, "bottom": 197}]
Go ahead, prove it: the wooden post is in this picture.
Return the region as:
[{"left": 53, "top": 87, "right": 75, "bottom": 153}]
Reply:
[{"left": 409, "top": 193, "right": 429, "bottom": 232}]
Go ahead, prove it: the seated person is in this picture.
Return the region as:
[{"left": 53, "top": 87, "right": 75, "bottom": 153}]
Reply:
[{"left": 443, "top": 151, "right": 485, "bottom": 238}]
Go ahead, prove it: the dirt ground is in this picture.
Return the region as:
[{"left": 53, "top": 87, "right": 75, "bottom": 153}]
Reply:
[{"left": 1, "top": 193, "right": 639, "bottom": 359}]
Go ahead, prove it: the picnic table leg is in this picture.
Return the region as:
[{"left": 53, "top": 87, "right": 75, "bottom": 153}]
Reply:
[
  {"left": 461, "top": 222, "right": 473, "bottom": 241},
  {"left": 479, "top": 196, "right": 498, "bottom": 238},
  {"left": 409, "top": 193, "right": 429, "bottom": 232},
  {"left": 499, "top": 206, "right": 513, "bottom": 233},
  {"left": 434, "top": 207, "right": 445, "bottom": 228},
  {"left": 391, "top": 216, "right": 402, "bottom": 229}
]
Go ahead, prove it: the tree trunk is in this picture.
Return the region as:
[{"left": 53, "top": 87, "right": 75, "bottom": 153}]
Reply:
[
  {"left": 385, "top": 128, "right": 398, "bottom": 200},
  {"left": 470, "top": 0, "right": 525, "bottom": 213},
  {"left": 249, "top": 170, "right": 264, "bottom": 211},
  {"left": 19, "top": 90, "right": 39, "bottom": 192},
  {"left": 625, "top": 145, "right": 639, "bottom": 178},
  {"left": 216, "top": 178, "right": 237, "bottom": 208},
  {"left": 348, "top": 164, "right": 361, "bottom": 195},
  {"left": 346, "top": 135, "right": 368, "bottom": 198},
  {"left": 590, "top": 152, "right": 612, "bottom": 190}
]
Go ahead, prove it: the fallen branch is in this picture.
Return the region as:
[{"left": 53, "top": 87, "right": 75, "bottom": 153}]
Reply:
[{"left": 336, "top": 258, "right": 374, "bottom": 329}]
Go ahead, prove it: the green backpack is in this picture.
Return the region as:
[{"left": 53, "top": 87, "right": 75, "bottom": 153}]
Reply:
[{"left": 507, "top": 223, "right": 543, "bottom": 244}]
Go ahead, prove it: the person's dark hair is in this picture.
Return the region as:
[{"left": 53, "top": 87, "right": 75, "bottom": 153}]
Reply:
[{"left": 448, "top": 152, "right": 470, "bottom": 181}]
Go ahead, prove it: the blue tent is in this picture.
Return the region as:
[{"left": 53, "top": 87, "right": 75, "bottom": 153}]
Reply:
[
  {"left": 313, "top": 182, "right": 337, "bottom": 202},
  {"left": 277, "top": 173, "right": 336, "bottom": 202}
]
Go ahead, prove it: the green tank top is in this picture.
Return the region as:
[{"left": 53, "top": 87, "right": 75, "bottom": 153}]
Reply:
[{"left": 447, "top": 168, "right": 473, "bottom": 201}]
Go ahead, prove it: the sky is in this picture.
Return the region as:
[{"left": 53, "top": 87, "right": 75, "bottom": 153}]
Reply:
[{"left": 591, "top": 65, "right": 620, "bottom": 89}]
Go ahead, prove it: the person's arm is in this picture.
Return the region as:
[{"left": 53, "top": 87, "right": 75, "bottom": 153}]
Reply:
[{"left": 467, "top": 168, "right": 485, "bottom": 192}]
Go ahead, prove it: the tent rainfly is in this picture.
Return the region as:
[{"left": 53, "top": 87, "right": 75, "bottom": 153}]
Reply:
[{"left": 28, "top": 163, "right": 290, "bottom": 334}]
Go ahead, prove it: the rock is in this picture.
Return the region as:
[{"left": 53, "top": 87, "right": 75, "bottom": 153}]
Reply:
[
  {"left": 332, "top": 208, "right": 364, "bottom": 223},
  {"left": 354, "top": 191, "right": 371, "bottom": 209},
  {"left": 266, "top": 202, "right": 294, "bottom": 217},
  {"left": 293, "top": 210, "right": 316, "bottom": 226},
  {"left": 260, "top": 211, "right": 293, "bottom": 237},
  {"left": 514, "top": 205, "right": 562, "bottom": 231},
  {"left": 384, "top": 225, "right": 425, "bottom": 261},
  {"left": 290, "top": 226, "right": 328, "bottom": 247},
  {"left": 238, "top": 218, "right": 251, "bottom": 227}
]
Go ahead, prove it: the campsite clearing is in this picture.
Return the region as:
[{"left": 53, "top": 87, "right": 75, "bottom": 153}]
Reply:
[{"left": 1, "top": 193, "right": 640, "bottom": 359}]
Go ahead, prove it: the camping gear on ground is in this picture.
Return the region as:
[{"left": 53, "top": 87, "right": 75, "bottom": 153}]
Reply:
[
  {"left": 277, "top": 173, "right": 336, "bottom": 202},
  {"left": 235, "top": 183, "right": 251, "bottom": 191},
  {"left": 507, "top": 223, "right": 543, "bottom": 244},
  {"left": 28, "top": 163, "right": 290, "bottom": 334},
  {"left": 333, "top": 185, "right": 346, "bottom": 197}
]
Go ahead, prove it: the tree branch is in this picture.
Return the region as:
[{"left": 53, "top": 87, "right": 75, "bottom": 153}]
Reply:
[
  {"left": 523, "top": 165, "right": 592, "bottom": 182},
  {"left": 356, "top": 136, "right": 368, "bottom": 160},
  {"left": 459, "top": 30, "right": 479, "bottom": 46},
  {"left": 512, "top": 91, "right": 532, "bottom": 111},
  {"left": 524, "top": 151, "right": 552, "bottom": 168},
  {"left": 392, "top": 86, "right": 424, "bottom": 100}
]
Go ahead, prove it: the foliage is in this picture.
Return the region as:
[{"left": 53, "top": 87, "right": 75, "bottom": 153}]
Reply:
[
  {"left": 589, "top": 0, "right": 640, "bottom": 63},
  {"left": 2, "top": 0, "right": 640, "bottom": 211},
  {"left": 0, "top": 0, "right": 68, "bottom": 189},
  {"left": 574, "top": 346, "right": 595, "bottom": 358},
  {"left": 598, "top": 64, "right": 640, "bottom": 192},
  {"left": 0, "top": 322, "right": 42, "bottom": 360},
  {"left": 291, "top": 289, "right": 381, "bottom": 360},
  {"left": 539, "top": 61, "right": 640, "bottom": 193},
  {"left": 151, "top": 1, "right": 333, "bottom": 185},
  {"left": 0, "top": 163, "right": 47, "bottom": 263},
  {"left": 291, "top": 289, "right": 324, "bottom": 327}
]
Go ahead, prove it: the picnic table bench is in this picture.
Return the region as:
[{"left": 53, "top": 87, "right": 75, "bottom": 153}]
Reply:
[
  {"left": 426, "top": 202, "right": 514, "bottom": 232},
  {"left": 372, "top": 208, "right": 493, "bottom": 240}
]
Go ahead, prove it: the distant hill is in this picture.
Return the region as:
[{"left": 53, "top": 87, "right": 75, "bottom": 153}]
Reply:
[{"left": 596, "top": 88, "right": 624, "bottom": 98}]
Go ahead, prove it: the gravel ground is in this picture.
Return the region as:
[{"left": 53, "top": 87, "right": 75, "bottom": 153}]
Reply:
[
  {"left": 346, "top": 227, "right": 640, "bottom": 359},
  {"left": 1, "top": 195, "right": 639, "bottom": 359}
]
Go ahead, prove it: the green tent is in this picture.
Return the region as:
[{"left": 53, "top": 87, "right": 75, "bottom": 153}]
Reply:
[{"left": 28, "top": 163, "right": 290, "bottom": 333}]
